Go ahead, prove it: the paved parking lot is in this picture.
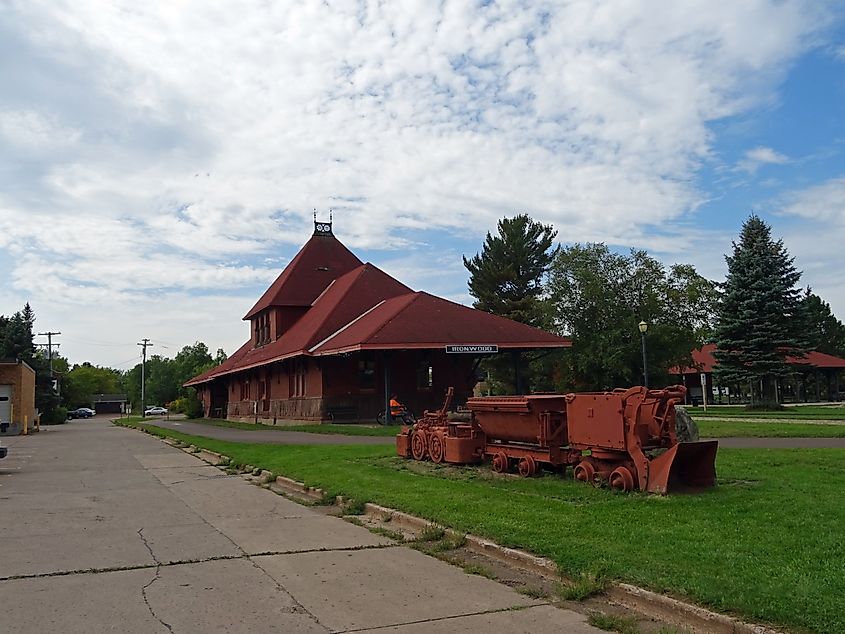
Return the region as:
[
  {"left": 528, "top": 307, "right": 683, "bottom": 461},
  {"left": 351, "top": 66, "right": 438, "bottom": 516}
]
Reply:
[{"left": 0, "top": 421, "right": 599, "bottom": 633}]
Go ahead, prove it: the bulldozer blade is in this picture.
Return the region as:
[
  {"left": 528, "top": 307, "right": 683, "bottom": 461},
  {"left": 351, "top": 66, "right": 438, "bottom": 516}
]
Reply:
[{"left": 645, "top": 441, "right": 718, "bottom": 494}]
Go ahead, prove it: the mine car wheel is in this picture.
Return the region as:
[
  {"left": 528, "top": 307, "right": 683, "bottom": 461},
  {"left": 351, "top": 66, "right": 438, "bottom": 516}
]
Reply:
[
  {"left": 609, "top": 466, "right": 635, "bottom": 492},
  {"left": 429, "top": 434, "right": 445, "bottom": 464},
  {"left": 491, "top": 452, "right": 510, "bottom": 473},
  {"left": 410, "top": 431, "right": 428, "bottom": 461},
  {"left": 574, "top": 460, "right": 595, "bottom": 484},
  {"left": 518, "top": 456, "right": 537, "bottom": 477}
]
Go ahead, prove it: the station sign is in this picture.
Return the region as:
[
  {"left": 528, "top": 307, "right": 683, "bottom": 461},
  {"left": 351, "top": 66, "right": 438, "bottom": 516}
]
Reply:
[{"left": 445, "top": 345, "right": 498, "bottom": 354}]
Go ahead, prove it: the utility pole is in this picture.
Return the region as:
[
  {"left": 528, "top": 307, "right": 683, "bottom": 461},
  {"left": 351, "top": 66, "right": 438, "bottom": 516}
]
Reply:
[
  {"left": 37, "top": 331, "right": 61, "bottom": 375},
  {"left": 137, "top": 339, "right": 153, "bottom": 416},
  {"left": 37, "top": 331, "right": 62, "bottom": 395}
]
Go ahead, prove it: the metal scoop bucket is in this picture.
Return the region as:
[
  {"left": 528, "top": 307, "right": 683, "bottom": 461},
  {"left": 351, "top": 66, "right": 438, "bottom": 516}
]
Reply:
[{"left": 645, "top": 440, "right": 719, "bottom": 494}]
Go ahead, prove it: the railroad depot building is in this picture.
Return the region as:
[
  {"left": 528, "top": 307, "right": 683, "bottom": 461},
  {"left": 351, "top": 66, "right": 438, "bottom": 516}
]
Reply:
[
  {"left": 673, "top": 343, "right": 845, "bottom": 405},
  {"left": 186, "top": 221, "right": 571, "bottom": 423}
]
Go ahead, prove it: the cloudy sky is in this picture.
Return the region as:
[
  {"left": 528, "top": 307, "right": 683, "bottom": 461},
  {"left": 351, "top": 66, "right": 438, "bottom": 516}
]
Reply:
[{"left": 2, "top": 0, "right": 844, "bottom": 369}]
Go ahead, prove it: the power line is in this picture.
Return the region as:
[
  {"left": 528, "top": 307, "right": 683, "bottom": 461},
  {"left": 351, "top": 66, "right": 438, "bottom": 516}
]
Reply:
[
  {"left": 62, "top": 336, "right": 135, "bottom": 348},
  {"left": 37, "top": 331, "right": 61, "bottom": 379}
]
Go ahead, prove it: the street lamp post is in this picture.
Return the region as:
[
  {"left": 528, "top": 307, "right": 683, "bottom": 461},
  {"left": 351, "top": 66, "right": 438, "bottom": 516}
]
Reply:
[{"left": 638, "top": 320, "right": 649, "bottom": 389}]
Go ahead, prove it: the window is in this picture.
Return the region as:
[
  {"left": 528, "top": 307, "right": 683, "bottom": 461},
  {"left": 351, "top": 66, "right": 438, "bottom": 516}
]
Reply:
[
  {"left": 416, "top": 359, "right": 433, "bottom": 390},
  {"left": 359, "top": 354, "right": 376, "bottom": 389},
  {"left": 254, "top": 313, "right": 271, "bottom": 346},
  {"left": 290, "top": 359, "right": 307, "bottom": 397}
]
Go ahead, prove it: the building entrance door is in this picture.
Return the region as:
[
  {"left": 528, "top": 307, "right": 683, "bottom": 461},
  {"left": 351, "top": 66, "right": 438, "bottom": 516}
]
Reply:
[{"left": 0, "top": 385, "right": 11, "bottom": 422}]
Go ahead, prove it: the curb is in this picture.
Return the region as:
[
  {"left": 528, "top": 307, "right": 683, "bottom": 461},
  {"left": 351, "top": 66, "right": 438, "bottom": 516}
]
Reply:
[{"left": 148, "top": 429, "right": 782, "bottom": 634}]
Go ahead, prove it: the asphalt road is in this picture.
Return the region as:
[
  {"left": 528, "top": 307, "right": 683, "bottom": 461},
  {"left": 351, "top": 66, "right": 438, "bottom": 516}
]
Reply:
[
  {"left": 144, "top": 417, "right": 845, "bottom": 449},
  {"left": 0, "top": 420, "right": 599, "bottom": 634}
]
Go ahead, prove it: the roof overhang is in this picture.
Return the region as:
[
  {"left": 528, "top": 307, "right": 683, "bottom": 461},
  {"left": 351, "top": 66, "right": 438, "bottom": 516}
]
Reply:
[
  {"left": 184, "top": 339, "right": 572, "bottom": 386},
  {"left": 313, "top": 341, "right": 572, "bottom": 356}
]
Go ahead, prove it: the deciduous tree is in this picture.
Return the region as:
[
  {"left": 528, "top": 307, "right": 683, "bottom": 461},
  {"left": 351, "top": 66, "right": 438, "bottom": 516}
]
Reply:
[{"left": 549, "top": 244, "right": 717, "bottom": 391}]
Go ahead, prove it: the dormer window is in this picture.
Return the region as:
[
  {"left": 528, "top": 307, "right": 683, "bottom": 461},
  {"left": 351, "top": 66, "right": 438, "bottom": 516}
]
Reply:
[{"left": 254, "top": 312, "right": 271, "bottom": 346}]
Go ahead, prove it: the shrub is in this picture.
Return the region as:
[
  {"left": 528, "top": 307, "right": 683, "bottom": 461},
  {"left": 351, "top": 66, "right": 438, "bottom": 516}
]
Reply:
[{"left": 42, "top": 406, "right": 68, "bottom": 425}]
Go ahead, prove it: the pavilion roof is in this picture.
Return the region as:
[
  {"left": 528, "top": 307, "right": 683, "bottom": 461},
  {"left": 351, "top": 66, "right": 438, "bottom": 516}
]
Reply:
[{"left": 670, "top": 343, "right": 845, "bottom": 375}]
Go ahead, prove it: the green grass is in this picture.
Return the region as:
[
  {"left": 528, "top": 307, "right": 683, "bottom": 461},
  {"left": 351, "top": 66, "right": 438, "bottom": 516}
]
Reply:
[
  {"left": 118, "top": 419, "right": 845, "bottom": 634},
  {"left": 186, "top": 417, "right": 400, "bottom": 436},
  {"left": 698, "top": 420, "right": 845, "bottom": 438},
  {"left": 687, "top": 405, "right": 845, "bottom": 420},
  {"left": 557, "top": 571, "right": 608, "bottom": 600},
  {"left": 587, "top": 613, "right": 639, "bottom": 634}
]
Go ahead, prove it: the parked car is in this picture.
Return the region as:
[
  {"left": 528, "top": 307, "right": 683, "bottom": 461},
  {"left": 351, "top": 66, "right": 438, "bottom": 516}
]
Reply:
[
  {"left": 67, "top": 407, "right": 95, "bottom": 419},
  {"left": 144, "top": 406, "right": 168, "bottom": 416},
  {"left": 0, "top": 438, "right": 7, "bottom": 459}
]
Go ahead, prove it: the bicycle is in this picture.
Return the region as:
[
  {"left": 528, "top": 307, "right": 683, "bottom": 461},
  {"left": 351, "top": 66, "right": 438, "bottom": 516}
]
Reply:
[{"left": 376, "top": 410, "right": 416, "bottom": 425}]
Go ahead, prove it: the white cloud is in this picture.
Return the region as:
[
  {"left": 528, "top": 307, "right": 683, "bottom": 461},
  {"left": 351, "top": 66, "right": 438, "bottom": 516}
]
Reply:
[
  {"left": 737, "top": 146, "right": 790, "bottom": 173},
  {"left": 0, "top": 0, "right": 834, "bottom": 364},
  {"left": 777, "top": 175, "right": 845, "bottom": 222},
  {"left": 773, "top": 175, "right": 845, "bottom": 317}
]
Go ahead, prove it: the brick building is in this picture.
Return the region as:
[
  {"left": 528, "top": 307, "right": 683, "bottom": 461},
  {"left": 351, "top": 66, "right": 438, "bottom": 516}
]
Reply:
[
  {"left": 0, "top": 360, "right": 36, "bottom": 435},
  {"left": 186, "top": 221, "right": 571, "bottom": 423}
]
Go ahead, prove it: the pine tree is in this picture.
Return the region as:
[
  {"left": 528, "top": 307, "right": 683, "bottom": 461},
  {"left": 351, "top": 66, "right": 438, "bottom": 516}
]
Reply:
[
  {"left": 713, "top": 215, "right": 805, "bottom": 404},
  {"left": 463, "top": 214, "right": 559, "bottom": 327},
  {"left": 801, "top": 289, "right": 845, "bottom": 357}
]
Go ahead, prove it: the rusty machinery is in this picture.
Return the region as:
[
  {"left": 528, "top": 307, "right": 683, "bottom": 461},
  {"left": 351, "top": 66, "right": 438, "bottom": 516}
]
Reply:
[{"left": 396, "top": 385, "right": 717, "bottom": 494}]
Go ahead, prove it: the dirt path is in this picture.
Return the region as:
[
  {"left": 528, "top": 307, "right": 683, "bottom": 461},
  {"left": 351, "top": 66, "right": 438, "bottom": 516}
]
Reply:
[
  {"left": 145, "top": 418, "right": 845, "bottom": 449},
  {"left": 700, "top": 416, "right": 845, "bottom": 425},
  {"left": 706, "top": 437, "right": 845, "bottom": 449}
]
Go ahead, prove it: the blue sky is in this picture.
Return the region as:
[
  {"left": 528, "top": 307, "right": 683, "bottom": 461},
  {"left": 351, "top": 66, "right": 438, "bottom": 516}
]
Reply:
[{"left": 1, "top": 1, "right": 844, "bottom": 368}]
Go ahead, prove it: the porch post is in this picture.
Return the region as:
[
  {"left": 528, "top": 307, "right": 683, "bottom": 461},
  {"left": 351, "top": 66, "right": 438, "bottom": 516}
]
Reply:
[{"left": 383, "top": 351, "right": 392, "bottom": 425}]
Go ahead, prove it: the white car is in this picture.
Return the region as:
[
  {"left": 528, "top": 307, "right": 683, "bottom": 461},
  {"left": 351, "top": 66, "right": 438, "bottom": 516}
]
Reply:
[{"left": 144, "top": 406, "right": 168, "bottom": 416}]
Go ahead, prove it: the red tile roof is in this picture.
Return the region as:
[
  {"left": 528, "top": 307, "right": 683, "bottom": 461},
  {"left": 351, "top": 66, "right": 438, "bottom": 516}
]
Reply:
[
  {"left": 313, "top": 291, "right": 570, "bottom": 355},
  {"left": 671, "top": 343, "right": 845, "bottom": 375},
  {"left": 187, "top": 233, "right": 572, "bottom": 387},
  {"left": 243, "top": 233, "right": 362, "bottom": 319}
]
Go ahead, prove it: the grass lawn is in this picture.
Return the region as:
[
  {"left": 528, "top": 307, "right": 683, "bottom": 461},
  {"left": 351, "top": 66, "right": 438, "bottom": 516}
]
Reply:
[
  {"left": 686, "top": 405, "right": 845, "bottom": 420},
  {"left": 698, "top": 420, "right": 845, "bottom": 438},
  {"left": 118, "top": 419, "right": 843, "bottom": 634},
  {"left": 185, "top": 417, "right": 399, "bottom": 436}
]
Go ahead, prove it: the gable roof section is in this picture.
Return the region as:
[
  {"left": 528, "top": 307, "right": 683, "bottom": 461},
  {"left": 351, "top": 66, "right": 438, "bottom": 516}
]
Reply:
[
  {"left": 243, "top": 233, "right": 362, "bottom": 319},
  {"left": 312, "top": 292, "right": 571, "bottom": 355},
  {"left": 187, "top": 263, "right": 412, "bottom": 384},
  {"left": 184, "top": 340, "right": 252, "bottom": 386},
  {"left": 671, "top": 343, "right": 845, "bottom": 375}
]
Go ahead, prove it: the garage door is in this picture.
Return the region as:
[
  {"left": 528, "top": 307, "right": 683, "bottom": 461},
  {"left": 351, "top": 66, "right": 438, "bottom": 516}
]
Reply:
[{"left": 0, "top": 385, "right": 11, "bottom": 422}]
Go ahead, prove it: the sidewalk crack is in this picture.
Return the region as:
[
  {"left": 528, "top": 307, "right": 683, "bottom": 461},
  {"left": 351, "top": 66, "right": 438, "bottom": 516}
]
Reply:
[{"left": 138, "top": 528, "right": 174, "bottom": 633}]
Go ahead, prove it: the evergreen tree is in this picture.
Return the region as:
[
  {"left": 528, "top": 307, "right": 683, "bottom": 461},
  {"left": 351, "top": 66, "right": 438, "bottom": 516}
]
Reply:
[
  {"left": 713, "top": 215, "right": 805, "bottom": 404},
  {"left": 0, "top": 304, "right": 62, "bottom": 422},
  {"left": 463, "top": 214, "right": 559, "bottom": 328},
  {"left": 463, "top": 215, "right": 559, "bottom": 393},
  {"left": 801, "top": 289, "right": 845, "bottom": 357}
]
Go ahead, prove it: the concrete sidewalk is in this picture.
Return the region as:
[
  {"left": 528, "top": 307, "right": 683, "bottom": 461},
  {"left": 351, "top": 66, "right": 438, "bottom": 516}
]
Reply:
[{"left": 0, "top": 420, "right": 599, "bottom": 633}]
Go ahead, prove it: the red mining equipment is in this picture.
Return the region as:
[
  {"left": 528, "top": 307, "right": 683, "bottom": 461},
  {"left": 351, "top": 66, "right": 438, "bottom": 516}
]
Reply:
[
  {"left": 396, "top": 387, "right": 484, "bottom": 465},
  {"left": 397, "top": 385, "right": 717, "bottom": 494}
]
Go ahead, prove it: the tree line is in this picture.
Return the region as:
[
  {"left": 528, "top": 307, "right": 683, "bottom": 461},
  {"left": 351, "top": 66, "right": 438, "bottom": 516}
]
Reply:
[
  {"left": 0, "top": 307, "right": 225, "bottom": 421},
  {"left": 464, "top": 214, "right": 845, "bottom": 404}
]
